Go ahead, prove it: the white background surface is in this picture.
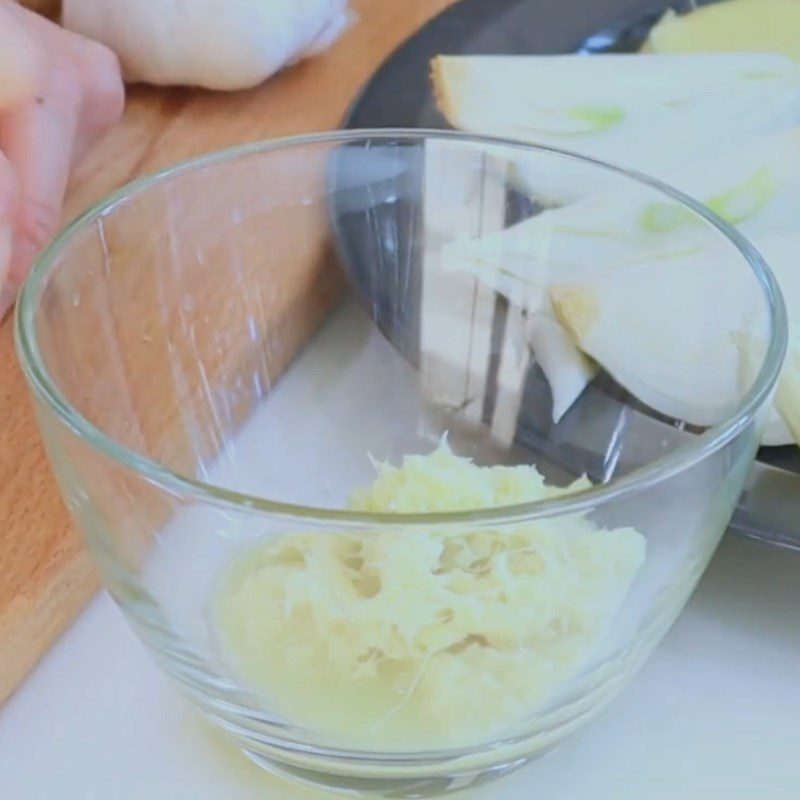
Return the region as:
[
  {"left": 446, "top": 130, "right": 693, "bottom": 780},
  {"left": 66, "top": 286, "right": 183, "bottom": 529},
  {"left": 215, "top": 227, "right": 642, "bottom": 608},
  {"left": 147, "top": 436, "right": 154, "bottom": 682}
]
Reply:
[
  {"left": 2, "top": 307, "right": 799, "bottom": 798},
  {"left": 1, "top": 534, "right": 798, "bottom": 800}
]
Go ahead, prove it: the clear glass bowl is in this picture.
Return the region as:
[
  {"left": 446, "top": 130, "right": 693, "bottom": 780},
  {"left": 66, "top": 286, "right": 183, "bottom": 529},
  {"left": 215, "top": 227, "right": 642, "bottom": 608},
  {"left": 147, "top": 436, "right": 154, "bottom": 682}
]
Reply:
[{"left": 15, "top": 130, "right": 786, "bottom": 797}]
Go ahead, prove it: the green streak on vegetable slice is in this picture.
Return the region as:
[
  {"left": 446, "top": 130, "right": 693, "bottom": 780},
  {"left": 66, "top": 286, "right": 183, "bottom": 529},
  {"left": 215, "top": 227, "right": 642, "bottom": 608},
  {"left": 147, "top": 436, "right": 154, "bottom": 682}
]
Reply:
[
  {"left": 640, "top": 203, "right": 697, "bottom": 233},
  {"left": 744, "top": 70, "right": 782, "bottom": 80},
  {"left": 519, "top": 105, "right": 625, "bottom": 136},
  {"left": 706, "top": 166, "right": 776, "bottom": 224},
  {"left": 567, "top": 105, "right": 625, "bottom": 133},
  {"left": 550, "top": 225, "right": 621, "bottom": 238},
  {"left": 641, "top": 166, "right": 777, "bottom": 233},
  {"left": 622, "top": 244, "right": 704, "bottom": 267}
]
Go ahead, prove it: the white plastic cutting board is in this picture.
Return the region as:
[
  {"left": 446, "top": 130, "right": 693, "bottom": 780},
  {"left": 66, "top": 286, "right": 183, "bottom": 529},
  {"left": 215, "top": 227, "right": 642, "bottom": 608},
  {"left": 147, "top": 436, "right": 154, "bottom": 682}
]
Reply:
[{"left": 1, "top": 306, "right": 799, "bottom": 799}]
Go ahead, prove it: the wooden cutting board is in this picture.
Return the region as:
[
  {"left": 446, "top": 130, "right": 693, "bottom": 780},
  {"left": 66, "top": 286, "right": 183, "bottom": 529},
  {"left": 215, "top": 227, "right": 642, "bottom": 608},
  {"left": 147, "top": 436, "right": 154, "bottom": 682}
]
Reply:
[{"left": 0, "top": 0, "right": 456, "bottom": 704}]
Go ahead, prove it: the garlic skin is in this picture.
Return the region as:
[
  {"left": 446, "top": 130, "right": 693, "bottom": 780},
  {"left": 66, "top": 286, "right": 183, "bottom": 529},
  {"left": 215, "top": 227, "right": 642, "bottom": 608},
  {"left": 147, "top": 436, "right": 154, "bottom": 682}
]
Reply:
[{"left": 62, "top": 0, "right": 352, "bottom": 90}]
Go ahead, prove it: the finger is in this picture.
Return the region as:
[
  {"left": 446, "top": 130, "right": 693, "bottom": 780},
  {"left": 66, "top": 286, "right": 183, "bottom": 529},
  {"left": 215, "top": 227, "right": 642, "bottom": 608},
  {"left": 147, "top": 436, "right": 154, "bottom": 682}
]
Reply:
[
  {"left": 0, "top": 283, "right": 16, "bottom": 322},
  {"left": 0, "top": 63, "right": 80, "bottom": 286},
  {"left": 0, "top": 4, "right": 40, "bottom": 108},
  {"left": 2, "top": 1, "right": 124, "bottom": 163},
  {"left": 0, "top": 150, "right": 18, "bottom": 320},
  {"left": 69, "top": 39, "right": 125, "bottom": 162},
  {"left": 0, "top": 148, "right": 17, "bottom": 320}
]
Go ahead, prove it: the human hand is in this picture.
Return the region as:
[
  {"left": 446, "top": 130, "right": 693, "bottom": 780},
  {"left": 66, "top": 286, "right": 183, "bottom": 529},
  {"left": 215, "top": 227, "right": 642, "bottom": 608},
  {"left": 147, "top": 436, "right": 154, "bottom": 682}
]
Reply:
[{"left": 0, "top": 0, "right": 124, "bottom": 319}]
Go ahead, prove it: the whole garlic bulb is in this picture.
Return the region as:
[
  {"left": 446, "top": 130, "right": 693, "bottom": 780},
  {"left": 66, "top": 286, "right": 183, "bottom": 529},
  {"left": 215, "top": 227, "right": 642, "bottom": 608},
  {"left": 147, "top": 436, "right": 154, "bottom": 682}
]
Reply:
[{"left": 62, "top": 0, "right": 352, "bottom": 90}]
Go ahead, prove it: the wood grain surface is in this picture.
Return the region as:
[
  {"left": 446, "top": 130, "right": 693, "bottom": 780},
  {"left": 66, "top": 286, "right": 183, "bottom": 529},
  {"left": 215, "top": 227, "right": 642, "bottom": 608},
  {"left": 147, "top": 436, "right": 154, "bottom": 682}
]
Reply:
[{"left": 0, "top": 0, "right": 455, "bottom": 703}]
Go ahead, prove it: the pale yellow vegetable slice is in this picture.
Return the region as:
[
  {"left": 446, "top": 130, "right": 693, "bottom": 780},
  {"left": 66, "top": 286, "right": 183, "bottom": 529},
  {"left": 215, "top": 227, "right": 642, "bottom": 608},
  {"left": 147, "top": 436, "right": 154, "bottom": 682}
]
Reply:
[
  {"left": 442, "top": 226, "right": 800, "bottom": 440},
  {"left": 441, "top": 221, "right": 602, "bottom": 424},
  {"left": 736, "top": 322, "right": 800, "bottom": 446},
  {"left": 431, "top": 53, "right": 800, "bottom": 202},
  {"left": 528, "top": 311, "right": 597, "bottom": 422},
  {"left": 648, "top": 0, "right": 800, "bottom": 62},
  {"left": 550, "top": 243, "right": 758, "bottom": 426},
  {"left": 707, "top": 233, "right": 800, "bottom": 445},
  {"left": 733, "top": 327, "right": 788, "bottom": 445},
  {"left": 550, "top": 233, "right": 800, "bottom": 432},
  {"left": 440, "top": 122, "right": 800, "bottom": 435},
  {"left": 637, "top": 127, "right": 800, "bottom": 240},
  {"left": 441, "top": 126, "right": 800, "bottom": 299},
  {"left": 776, "top": 328, "right": 800, "bottom": 443}
]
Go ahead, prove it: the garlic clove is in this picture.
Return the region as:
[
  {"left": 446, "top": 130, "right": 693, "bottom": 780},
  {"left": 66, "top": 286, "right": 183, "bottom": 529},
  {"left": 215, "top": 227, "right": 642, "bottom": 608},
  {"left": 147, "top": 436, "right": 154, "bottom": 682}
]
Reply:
[{"left": 62, "top": 0, "right": 352, "bottom": 90}]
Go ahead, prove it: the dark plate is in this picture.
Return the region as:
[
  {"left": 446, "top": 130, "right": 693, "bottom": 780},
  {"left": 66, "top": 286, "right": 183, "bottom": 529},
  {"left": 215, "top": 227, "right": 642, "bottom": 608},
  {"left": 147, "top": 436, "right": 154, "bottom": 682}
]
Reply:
[
  {"left": 346, "top": 0, "right": 706, "bottom": 129},
  {"left": 333, "top": 0, "right": 800, "bottom": 548}
]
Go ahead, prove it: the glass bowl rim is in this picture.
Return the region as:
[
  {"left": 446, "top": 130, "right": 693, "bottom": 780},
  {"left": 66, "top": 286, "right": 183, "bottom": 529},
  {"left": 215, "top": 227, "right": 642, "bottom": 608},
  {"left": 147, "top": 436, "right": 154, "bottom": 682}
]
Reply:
[{"left": 14, "top": 128, "right": 788, "bottom": 528}]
